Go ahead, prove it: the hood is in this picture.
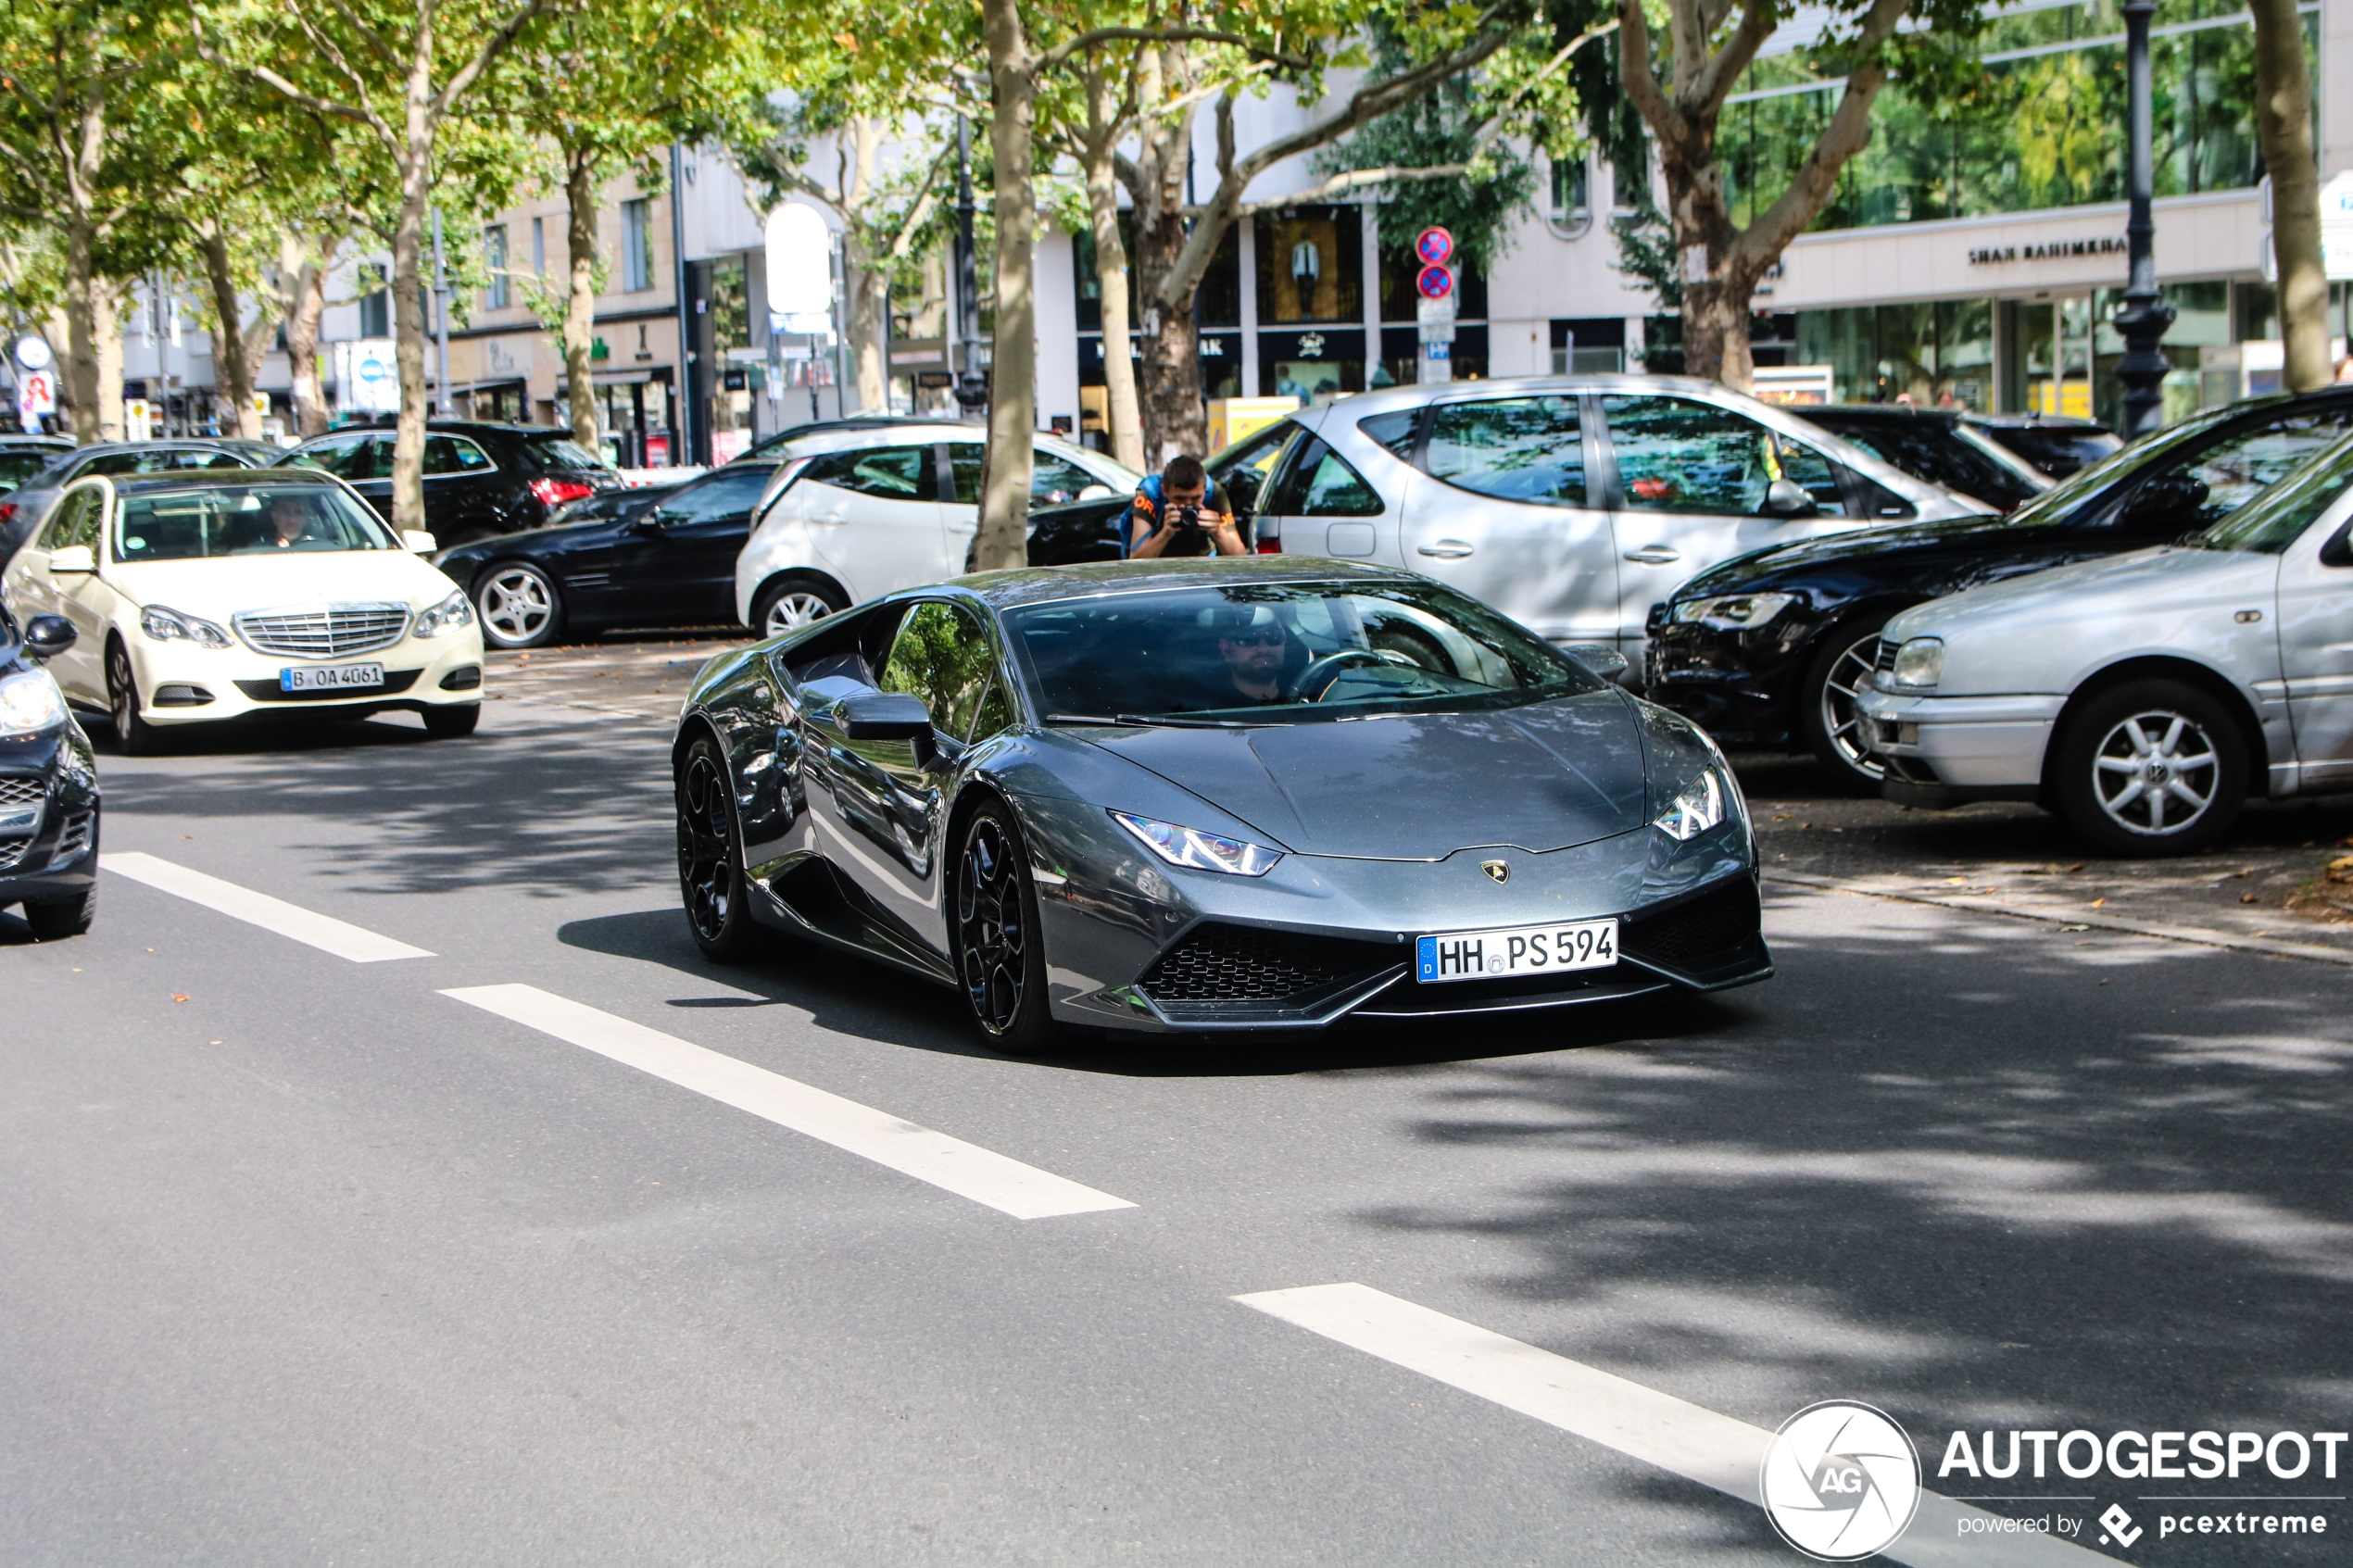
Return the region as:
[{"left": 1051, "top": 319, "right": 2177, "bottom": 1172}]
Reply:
[
  {"left": 1680, "top": 512, "right": 2053, "bottom": 596},
  {"left": 104, "top": 549, "right": 459, "bottom": 619},
  {"left": 1086, "top": 690, "right": 1649, "bottom": 859}
]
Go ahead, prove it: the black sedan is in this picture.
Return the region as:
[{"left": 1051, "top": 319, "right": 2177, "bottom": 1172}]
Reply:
[
  {"left": 0, "top": 434, "right": 73, "bottom": 493},
  {"left": 1791, "top": 406, "right": 2051, "bottom": 513},
  {"left": 1968, "top": 412, "right": 2122, "bottom": 477},
  {"left": 275, "top": 420, "right": 625, "bottom": 547},
  {"left": 1647, "top": 385, "right": 2353, "bottom": 784},
  {"left": 673, "top": 557, "right": 1768, "bottom": 1047},
  {"left": 0, "top": 606, "right": 98, "bottom": 937},
  {"left": 434, "top": 460, "right": 778, "bottom": 647}
]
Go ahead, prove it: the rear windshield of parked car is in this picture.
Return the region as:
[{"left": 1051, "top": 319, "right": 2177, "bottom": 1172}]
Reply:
[
  {"left": 529, "top": 437, "right": 613, "bottom": 474},
  {"left": 1009, "top": 581, "right": 1602, "bottom": 724},
  {"left": 114, "top": 484, "right": 398, "bottom": 560},
  {"left": 2196, "top": 434, "right": 2353, "bottom": 555}
]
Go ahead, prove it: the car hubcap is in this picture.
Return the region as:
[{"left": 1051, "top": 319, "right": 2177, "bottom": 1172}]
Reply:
[
  {"left": 763, "top": 593, "right": 834, "bottom": 637},
  {"left": 109, "top": 651, "right": 132, "bottom": 727},
  {"left": 481, "top": 570, "right": 552, "bottom": 644},
  {"left": 2092, "top": 710, "right": 2219, "bottom": 836},
  {"left": 676, "top": 753, "right": 736, "bottom": 940},
  {"left": 1819, "top": 633, "right": 1885, "bottom": 781},
  {"left": 957, "top": 818, "right": 1026, "bottom": 1035}
]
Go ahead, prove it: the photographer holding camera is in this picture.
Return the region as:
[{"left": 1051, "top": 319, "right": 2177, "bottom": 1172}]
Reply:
[{"left": 1124, "top": 453, "right": 1249, "bottom": 559}]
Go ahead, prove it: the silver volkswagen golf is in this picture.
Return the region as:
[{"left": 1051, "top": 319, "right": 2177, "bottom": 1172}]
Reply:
[{"left": 1220, "top": 374, "right": 1983, "bottom": 659}]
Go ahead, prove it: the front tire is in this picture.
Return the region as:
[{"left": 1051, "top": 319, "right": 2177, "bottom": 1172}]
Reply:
[
  {"left": 1798, "top": 615, "right": 1894, "bottom": 789},
  {"left": 24, "top": 887, "right": 95, "bottom": 938},
  {"left": 753, "top": 574, "right": 847, "bottom": 640},
  {"left": 422, "top": 703, "right": 481, "bottom": 739},
  {"left": 953, "top": 800, "right": 1062, "bottom": 1050},
  {"left": 2053, "top": 679, "right": 2246, "bottom": 856},
  {"left": 106, "top": 640, "right": 163, "bottom": 756},
  {"left": 474, "top": 562, "right": 564, "bottom": 648},
  {"left": 676, "top": 734, "right": 762, "bottom": 961}
]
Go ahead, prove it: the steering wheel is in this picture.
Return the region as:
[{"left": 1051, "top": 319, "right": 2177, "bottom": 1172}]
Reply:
[{"left": 1294, "top": 648, "right": 1395, "bottom": 702}]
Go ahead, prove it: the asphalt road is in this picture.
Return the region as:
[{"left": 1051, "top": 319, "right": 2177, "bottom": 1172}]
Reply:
[{"left": 4, "top": 684, "right": 2347, "bottom": 1567}]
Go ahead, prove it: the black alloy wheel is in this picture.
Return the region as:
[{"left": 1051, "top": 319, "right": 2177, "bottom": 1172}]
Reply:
[
  {"left": 1799, "top": 616, "right": 1894, "bottom": 789},
  {"left": 675, "top": 734, "right": 761, "bottom": 960},
  {"left": 954, "top": 800, "right": 1060, "bottom": 1048},
  {"left": 2053, "top": 678, "right": 2246, "bottom": 857},
  {"left": 106, "top": 639, "right": 163, "bottom": 756}
]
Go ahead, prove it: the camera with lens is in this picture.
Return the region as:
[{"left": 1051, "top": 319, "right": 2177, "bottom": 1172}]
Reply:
[{"left": 1171, "top": 504, "right": 1205, "bottom": 532}]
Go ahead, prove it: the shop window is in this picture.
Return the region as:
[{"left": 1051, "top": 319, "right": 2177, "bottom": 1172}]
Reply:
[
  {"left": 1255, "top": 207, "right": 1362, "bottom": 325},
  {"left": 1379, "top": 246, "right": 1485, "bottom": 324}
]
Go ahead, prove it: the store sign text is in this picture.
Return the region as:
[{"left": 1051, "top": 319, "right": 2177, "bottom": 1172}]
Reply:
[{"left": 1969, "top": 236, "right": 2126, "bottom": 265}]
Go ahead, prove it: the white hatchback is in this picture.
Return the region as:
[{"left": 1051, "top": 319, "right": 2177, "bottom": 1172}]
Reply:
[
  {"left": 0, "top": 471, "right": 486, "bottom": 752},
  {"left": 1855, "top": 432, "right": 2353, "bottom": 854},
  {"left": 733, "top": 424, "right": 1139, "bottom": 636}
]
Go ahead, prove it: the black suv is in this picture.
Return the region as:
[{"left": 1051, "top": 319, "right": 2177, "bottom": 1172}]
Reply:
[
  {"left": 0, "top": 607, "right": 97, "bottom": 938},
  {"left": 274, "top": 420, "right": 624, "bottom": 546},
  {"left": 1648, "top": 386, "right": 2353, "bottom": 784},
  {"left": 1792, "top": 406, "right": 2052, "bottom": 513}
]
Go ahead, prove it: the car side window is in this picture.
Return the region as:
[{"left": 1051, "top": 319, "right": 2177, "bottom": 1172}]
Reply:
[
  {"left": 1210, "top": 420, "right": 1300, "bottom": 515},
  {"left": 1030, "top": 453, "right": 1098, "bottom": 506},
  {"left": 422, "top": 435, "right": 495, "bottom": 476},
  {"left": 1604, "top": 395, "right": 1845, "bottom": 516},
  {"left": 1423, "top": 396, "right": 1587, "bottom": 508},
  {"left": 171, "top": 449, "right": 248, "bottom": 470},
  {"left": 804, "top": 445, "right": 937, "bottom": 503},
  {"left": 2117, "top": 410, "right": 2353, "bottom": 534},
  {"left": 1356, "top": 409, "right": 1420, "bottom": 458},
  {"left": 877, "top": 601, "right": 1001, "bottom": 742},
  {"left": 661, "top": 466, "right": 774, "bottom": 523},
  {"left": 1265, "top": 437, "right": 1382, "bottom": 517},
  {"left": 80, "top": 451, "right": 150, "bottom": 477},
  {"left": 39, "top": 488, "right": 93, "bottom": 549},
  {"left": 285, "top": 433, "right": 373, "bottom": 480}
]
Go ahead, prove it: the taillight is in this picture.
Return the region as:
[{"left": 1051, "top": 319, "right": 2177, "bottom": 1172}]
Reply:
[
  {"left": 529, "top": 477, "right": 595, "bottom": 508},
  {"left": 1254, "top": 517, "right": 1280, "bottom": 554},
  {"left": 0, "top": 501, "right": 16, "bottom": 526}
]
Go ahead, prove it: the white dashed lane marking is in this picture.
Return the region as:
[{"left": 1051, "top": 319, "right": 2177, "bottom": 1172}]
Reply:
[
  {"left": 102, "top": 852, "right": 434, "bottom": 963},
  {"left": 441, "top": 984, "right": 1136, "bottom": 1220},
  {"left": 1235, "top": 1284, "right": 2117, "bottom": 1567}
]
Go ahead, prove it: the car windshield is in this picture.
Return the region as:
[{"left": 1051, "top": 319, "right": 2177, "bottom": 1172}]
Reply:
[
  {"left": 1009, "top": 580, "right": 1604, "bottom": 725},
  {"left": 1982, "top": 411, "right": 2227, "bottom": 528},
  {"left": 2192, "top": 433, "right": 2353, "bottom": 554},
  {"left": 114, "top": 484, "right": 399, "bottom": 560}
]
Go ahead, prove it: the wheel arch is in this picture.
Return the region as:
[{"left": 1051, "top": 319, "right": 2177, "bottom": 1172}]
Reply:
[
  {"left": 671, "top": 709, "right": 729, "bottom": 783},
  {"left": 2039, "top": 654, "right": 2271, "bottom": 803},
  {"left": 1783, "top": 594, "right": 1923, "bottom": 724}
]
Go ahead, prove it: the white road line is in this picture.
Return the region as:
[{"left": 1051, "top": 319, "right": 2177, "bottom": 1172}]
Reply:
[
  {"left": 1235, "top": 1284, "right": 2116, "bottom": 1568},
  {"left": 102, "top": 851, "right": 434, "bottom": 963},
  {"left": 441, "top": 984, "right": 1135, "bottom": 1221}
]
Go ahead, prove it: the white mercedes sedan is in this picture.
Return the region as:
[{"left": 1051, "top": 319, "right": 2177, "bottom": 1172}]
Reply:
[{"left": 0, "top": 470, "right": 485, "bottom": 752}]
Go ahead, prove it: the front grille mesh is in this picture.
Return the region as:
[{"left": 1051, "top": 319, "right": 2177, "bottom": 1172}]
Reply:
[
  {"left": 0, "top": 775, "right": 42, "bottom": 808},
  {"left": 233, "top": 603, "right": 410, "bottom": 659},
  {"left": 1622, "top": 878, "right": 1762, "bottom": 973},
  {"left": 54, "top": 811, "right": 92, "bottom": 858},
  {"left": 1139, "top": 923, "right": 1396, "bottom": 1003},
  {"left": 0, "top": 837, "right": 29, "bottom": 872}
]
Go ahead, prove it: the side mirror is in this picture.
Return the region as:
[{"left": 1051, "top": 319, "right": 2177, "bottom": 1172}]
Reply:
[
  {"left": 2322, "top": 521, "right": 2353, "bottom": 570},
  {"left": 47, "top": 544, "right": 94, "bottom": 574},
  {"left": 22, "top": 614, "right": 76, "bottom": 659},
  {"left": 402, "top": 530, "right": 437, "bottom": 553},
  {"left": 1564, "top": 642, "right": 1630, "bottom": 681},
  {"left": 837, "top": 688, "right": 934, "bottom": 741},
  {"left": 1761, "top": 479, "right": 1818, "bottom": 518}
]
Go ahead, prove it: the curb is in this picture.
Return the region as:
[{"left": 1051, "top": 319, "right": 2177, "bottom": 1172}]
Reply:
[{"left": 1764, "top": 870, "right": 2353, "bottom": 969}]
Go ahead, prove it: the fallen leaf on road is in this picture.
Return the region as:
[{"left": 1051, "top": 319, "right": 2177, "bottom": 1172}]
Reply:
[
  {"left": 2062, "top": 863, "right": 2083, "bottom": 872},
  {"left": 1944, "top": 877, "right": 1969, "bottom": 885},
  {"left": 2058, "top": 923, "right": 2090, "bottom": 932},
  {"left": 2089, "top": 898, "right": 2108, "bottom": 908},
  {"left": 2241, "top": 893, "right": 2259, "bottom": 904},
  {"left": 170, "top": 995, "right": 187, "bottom": 1002},
  {"left": 2327, "top": 856, "right": 2353, "bottom": 884}
]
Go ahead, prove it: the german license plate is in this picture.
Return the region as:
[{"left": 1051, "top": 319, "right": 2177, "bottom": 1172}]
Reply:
[
  {"left": 280, "top": 663, "right": 384, "bottom": 692},
  {"left": 1415, "top": 918, "right": 1618, "bottom": 984}
]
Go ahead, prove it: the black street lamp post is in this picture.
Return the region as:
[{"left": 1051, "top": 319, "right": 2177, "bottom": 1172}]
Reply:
[
  {"left": 2111, "top": 0, "right": 2174, "bottom": 439},
  {"left": 951, "top": 116, "right": 988, "bottom": 416}
]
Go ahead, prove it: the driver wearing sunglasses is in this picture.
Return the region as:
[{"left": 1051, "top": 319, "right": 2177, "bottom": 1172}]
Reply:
[{"left": 1210, "top": 608, "right": 1290, "bottom": 704}]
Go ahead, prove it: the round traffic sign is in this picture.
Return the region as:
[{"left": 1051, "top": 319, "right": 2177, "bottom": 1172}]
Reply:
[
  {"left": 13, "top": 333, "right": 52, "bottom": 371},
  {"left": 1416, "top": 264, "right": 1454, "bottom": 300},
  {"left": 1415, "top": 227, "right": 1453, "bottom": 267}
]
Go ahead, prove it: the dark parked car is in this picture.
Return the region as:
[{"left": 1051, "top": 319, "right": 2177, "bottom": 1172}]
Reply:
[
  {"left": 1646, "top": 385, "right": 2353, "bottom": 784},
  {"left": 546, "top": 482, "right": 682, "bottom": 528},
  {"left": 434, "top": 459, "right": 779, "bottom": 647},
  {"left": 0, "top": 435, "right": 73, "bottom": 493},
  {"left": 738, "top": 416, "right": 975, "bottom": 464},
  {"left": 0, "top": 605, "right": 98, "bottom": 938},
  {"left": 274, "top": 420, "right": 625, "bottom": 547},
  {"left": 1, "top": 440, "right": 265, "bottom": 570},
  {"left": 1792, "top": 406, "right": 2051, "bottom": 513},
  {"left": 1966, "top": 412, "right": 2121, "bottom": 478}
]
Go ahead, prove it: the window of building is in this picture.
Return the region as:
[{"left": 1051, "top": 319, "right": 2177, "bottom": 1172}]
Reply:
[
  {"left": 1254, "top": 206, "right": 1363, "bottom": 325},
  {"left": 1547, "top": 155, "right": 1592, "bottom": 239},
  {"left": 359, "top": 264, "right": 389, "bottom": 338},
  {"left": 622, "top": 198, "right": 653, "bottom": 292},
  {"left": 532, "top": 217, "right": 546, "bottom": 278},
  {"left": 483, "top": 225, "right": 510, "bottom": 310}
]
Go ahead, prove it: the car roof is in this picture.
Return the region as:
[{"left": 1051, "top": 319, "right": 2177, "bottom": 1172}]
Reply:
[
  {"left": 1796, "top": 404, "right": 1965, "bottom": 428},
  {"left": 949, "top": 554, "right": 1418, "bottom": 611},
  {"left": 105, "top": 469, "right": 346, "bottom": 495}
]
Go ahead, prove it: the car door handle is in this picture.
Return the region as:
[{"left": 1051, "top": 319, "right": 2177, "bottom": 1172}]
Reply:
[
  {"left": 1622, "top": 545, "right": 1681, "bottom": 565},
  {"left": 1416, "top": 540, "right": 1474, "bottom": 559}
]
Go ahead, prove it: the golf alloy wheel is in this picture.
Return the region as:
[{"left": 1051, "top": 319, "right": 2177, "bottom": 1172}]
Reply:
[
  {"left": 476, "top": 565, "right": 560, "bottom": 648},
  {"left": 1799, "top": 620, "right": 1893, "bottom": 788},
  {"left": 2090, "top": 709, "right": 2221, "bottom": 838}
]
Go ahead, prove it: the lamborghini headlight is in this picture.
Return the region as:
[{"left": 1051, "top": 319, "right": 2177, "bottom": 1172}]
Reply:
[
  {"left": 1655, "top": 766, "right": 1738, "bottom": 842},
  {"left": 138, "top": 604, "right": 232, "bottom": 648},
  {"left": 413, "top": 589, "right": 476, "bottom": 638},
  {"left": 1669, "top": 592, "right": 1794, "bottom": 629},
  {"left": 1110, "top": 810, "right": 1282, "bottom": 876},
  {"left": 1889, "top": 636, "right": 1944, "bottom": 691},
  {"left": 0, "top": 667, "right": 67, "bottom": 738}
]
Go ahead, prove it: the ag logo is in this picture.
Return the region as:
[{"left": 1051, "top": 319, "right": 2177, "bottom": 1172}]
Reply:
[{"left": 1760, "top": 1401, "right": 1921, "bottom": 1561}]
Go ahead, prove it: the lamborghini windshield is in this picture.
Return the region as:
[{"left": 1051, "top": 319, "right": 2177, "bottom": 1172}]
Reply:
[{"left": 1009, "top": 581, "right": 1605, "bottom": 724}]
